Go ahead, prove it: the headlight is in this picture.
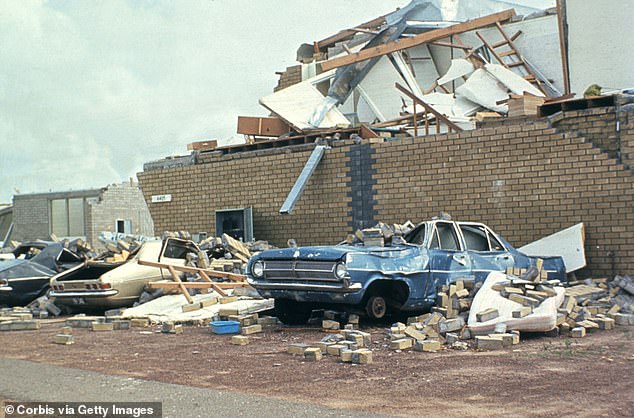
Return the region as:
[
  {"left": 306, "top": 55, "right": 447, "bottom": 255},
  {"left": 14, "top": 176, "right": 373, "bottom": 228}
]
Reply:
[
  {"left": 251, "top": 260, "right": 265, "bottom": 278},
  {"left": 0, "top": 279, "right": 7, "bottom": 287},
  {"left": 334, "top": 262, "right": 347, "bottom": 279}
]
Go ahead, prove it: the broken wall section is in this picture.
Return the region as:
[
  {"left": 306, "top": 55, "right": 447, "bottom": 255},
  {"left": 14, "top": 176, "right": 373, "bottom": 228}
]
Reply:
[{"left": 85, "top": 181, "right": 154, "bottom": 249}]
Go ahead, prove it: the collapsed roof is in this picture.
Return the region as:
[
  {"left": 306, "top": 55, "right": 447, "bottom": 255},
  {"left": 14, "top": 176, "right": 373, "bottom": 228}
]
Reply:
[{"left": 247, "top": 0, "right": 566, "bottom": 139}]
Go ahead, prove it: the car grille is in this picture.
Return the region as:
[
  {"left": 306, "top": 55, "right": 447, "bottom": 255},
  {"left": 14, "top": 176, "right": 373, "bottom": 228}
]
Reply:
[{"left": 263, "top": 260, "right": 341, "bottom": 282}]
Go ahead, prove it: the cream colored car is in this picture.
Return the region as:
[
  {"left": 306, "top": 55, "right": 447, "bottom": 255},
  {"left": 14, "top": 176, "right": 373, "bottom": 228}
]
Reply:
[{"left": 50, "top": 238, "right": 202, "bottom": 309}]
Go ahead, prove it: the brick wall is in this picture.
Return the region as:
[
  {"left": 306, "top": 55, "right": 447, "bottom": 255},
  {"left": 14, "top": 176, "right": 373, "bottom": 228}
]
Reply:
[
  {"left": 86, "top": 181, "right": 154, "bottom": 248},
  {"left": 138, "top": 144, "right": 351, "bottom": 247},
  {"left": 139, "top": 103, "right": 634, "bottom": 278},
  {"left": 12, "top": 195, "right": 50, "bottom": 242},
  {"left": 274, "top": 65, "right": 302, "bottom": 92},
  {"left": 551, "top": 107, "right": 619, "bottom": 158}
]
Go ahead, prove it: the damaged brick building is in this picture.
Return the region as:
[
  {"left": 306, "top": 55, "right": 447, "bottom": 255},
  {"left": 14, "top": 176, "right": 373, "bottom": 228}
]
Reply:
[{"left": 137, "top": 1, "right": 634, "bottom": 279}]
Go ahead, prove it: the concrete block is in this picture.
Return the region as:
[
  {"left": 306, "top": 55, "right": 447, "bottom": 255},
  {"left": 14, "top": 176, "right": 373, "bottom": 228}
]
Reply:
[
  {"left": 404, "top": 326, "right": 426, "bottom": 341},
  {"left": 66, "top": 316, "right": 105, "bottom": 328},
  {"left": 570, "top": 327, "right": 586, "bottom": 338},
  {"left": 509, "top": 294, "right": 540, "bottom": 307},
  {"left": 512, "top": 306, "right": 532, "bottom": 318},
  {"left": 200, "top": 296, "right": 219, "bottom": 307},
  {"left": 347, "top": 314, "right": 360, "bottom": 324},
  {"left": 131, "top": 318, "right": 150, "bottom": 328},
  {"left": 340, "top": 349, "right": 353, "bottom": 363},
  {"left": 231, "top": 335, "right": 249, "bottom": 346},
  {"left": 488, "top": 333, "right": 518, "bottom": 347},
  {"left": 476, "top": 335, "right": 504, "bottom": 350},
  {"left": 241, "top": 324, "right": 262, "bottom": 335},
  {"left": 390, "top": 338, "right": 413, "bottom": 350},
  {"left": 0, "top": 320, "right": 41, "bottom": 331},
  {"left": 322, "top": 320, "right": 340, "bottom": 330},
  {"left": 390, "top": 322, "right": 406, "bottom": 334},
  {"left": 288, "top": 343, "right": 309, "bottom": 355},
  {"left": 351, "top": 349, "right": 372, "bottom": 364},
  {"left": 413, "top": 340, "right": 441, "bottom": 352},
  {"left": 182, "top": 302, "right": 203, "bottom": 313},
  {"left": 218, "top": 307, "right": 240, "bottom": 317},
  {"left": 112, "top": 320, "right": 131, "bottom": 330},
  {"left": 304, "top": 347, "right": 322, "bottom": 362},
  {"left": 326, "top": 344, "right": 347, "bottom": 356},
  {"left": 60, "top": 326, "right": 73, "bottom": 335},
  {"left": 612, "top": 313, "right": 634, "bottom": 326},
  {"left": 53, "top": 334, "right": 74, "bottom": 345},
  {"left": 174, "top": 324, "right": 183, "bottom": 334},
  {"left": 455, "top": 288, "right": 470, "bottom": 298},
  {"left": 92, "top": 322, "right": 114, "bottom": 331},
  {"left": 219, "top": 296, "right": 239, "bottom": 304},
  {"left": 445, "top": 332, "right": 459, "bottom": 345},
  {"left": 318, "top": 341, "right": 335, "bottom": 354},
  {"left": 439, "top": 317, "right": 464, "bottom": 334},
  {"left": 595, "top": 317, "right": 615, "bottom": 330},
  {"left": 257, "top": 316, "right": 280, "bottom": 327},
  {"left": 476, "top": 308, "right": 499, "bottom": 322}
]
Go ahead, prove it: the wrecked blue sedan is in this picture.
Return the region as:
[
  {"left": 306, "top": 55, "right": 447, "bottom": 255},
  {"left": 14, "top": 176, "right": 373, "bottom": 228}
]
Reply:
[{"left": 246, "top": 219, "right": 566, "bottom": 324}]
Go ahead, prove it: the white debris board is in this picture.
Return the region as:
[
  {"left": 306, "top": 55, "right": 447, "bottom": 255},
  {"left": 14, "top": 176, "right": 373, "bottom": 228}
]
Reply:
[{"left": 519, "top": 223, "right": 586, "bottom": 273}]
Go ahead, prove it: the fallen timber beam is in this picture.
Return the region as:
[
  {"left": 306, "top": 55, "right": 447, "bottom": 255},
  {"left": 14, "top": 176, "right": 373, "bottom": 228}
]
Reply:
[{"left": 319, "top": 9, "right": 515, "bottom": 71}]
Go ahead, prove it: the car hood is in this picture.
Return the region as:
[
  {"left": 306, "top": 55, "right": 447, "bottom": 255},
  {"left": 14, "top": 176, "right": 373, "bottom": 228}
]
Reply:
[{"left": 254, "top": 244, "right": 416, "bottom": 262}]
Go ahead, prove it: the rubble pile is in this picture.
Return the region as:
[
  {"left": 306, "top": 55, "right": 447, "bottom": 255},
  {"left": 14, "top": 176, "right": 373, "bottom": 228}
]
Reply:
[
  {"left": 196, "top": 233, "right": 274, "bottom": 275},
  {"left": 346, "top": 221, "right": 416, "bottom": 247},
  {"left": 97, "top": 232, "right": 147, "bottom": 263}
]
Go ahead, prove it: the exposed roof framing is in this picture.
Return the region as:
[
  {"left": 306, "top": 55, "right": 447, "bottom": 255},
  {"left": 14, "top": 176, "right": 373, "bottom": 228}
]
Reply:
[{"left": 319, "top": 9, "right": 516, "bottom": 72}]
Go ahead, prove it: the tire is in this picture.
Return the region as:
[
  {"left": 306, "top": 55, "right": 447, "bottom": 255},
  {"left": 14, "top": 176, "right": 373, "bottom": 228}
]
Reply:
[
  {"left": 274, "top": 299, "right": 313, "bottom": 325},
  {"left": 365, "top": 295, "right": 387, "bottom": 319}
]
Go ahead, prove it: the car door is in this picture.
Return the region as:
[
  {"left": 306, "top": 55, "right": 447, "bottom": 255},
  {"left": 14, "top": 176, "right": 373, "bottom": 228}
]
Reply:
[
  {"left": 458, "top": 223, "right": 515, "bottom": 281},
  {"left": 424, "top": 221, "right": 473, "bottom": 299}
]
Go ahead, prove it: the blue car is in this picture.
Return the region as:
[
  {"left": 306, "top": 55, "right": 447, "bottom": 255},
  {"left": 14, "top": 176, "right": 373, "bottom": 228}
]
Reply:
[{"left": 246, "top": 219, "right": 566, "bottom": 324}]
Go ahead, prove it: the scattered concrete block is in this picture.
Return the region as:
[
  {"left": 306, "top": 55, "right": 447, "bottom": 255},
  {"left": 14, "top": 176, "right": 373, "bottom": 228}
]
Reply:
[
  {"left": 476, "top": 335, "right": 504, "bottom": 350},
  {"left": 219, "top": 296, "right": 239, "bottom": 304},
  {"left": 322, "top": 320, "right": 340, "bottom": 330},
  {"left": 348, "top": 314, "right": 360, "bottom": 325},
  {"left": 351, "top": 349, "right": 372, "bottom": 364},
  {"left": 489, "top": 333, "right": 518, "bottom": 347},
  {"left": 493, "top": 323, "right": 507, "bottom": 334},
  {"left": 612, "top": 313, "right": 634, "bottom": 326},
  {"left": 595, "top": 317, "right": 615, "bottom": 330},
  {"left": 476, "top": 308, "right": 499, "bottom": 322},
  {"left": 318, "top": 341, "right": 335, "bottom": 353},
  {"left": 404, "top": 326, "right": 426, "bottom": 341},
  {"left": 257, "top": 316, "right": 280, "bottom": 327},
  {"left": 231, "top": 335, "right": 249, "bottom": 346},
  {"left": 60, "top": 326, "right": 73, "bottom": 335},
  {"left": 66, "top": 316, "right": 105, "bottom": 328},
  {"left": 182, "top": 302, "right": 203, "bottom": 313},
  {"left": 439, "top": 317, "right": 464, "bottom": 334},
  {"left": 130, "top": 318, "right": 150, "bottom": 328},
  {"left": 414, "top": 340, "right": 441, "bottom": 352},
  {"left": 326, "top": 344, "right": 347, "bottom": 356},
  {"left": 288, "top": 343, "right": 309, "bottom": 355},
  {"left": 200, "top": 297, "right": 219, "bottom": 307},
  {"left": 445, "top": 332, "right": 459, "bottom": 345},
  {"left": 241, "top": 324, "right": 262, "bottom": 335},
  {"left": 570, "top": 327, "right": 586, "bottom": 338},
  {"left": 304, "top": 347, "right": 322, "bottom": 362},
  {"left": 53, "top": 334, "right": 74, "bottom": 345},
  {"left": 218, "top": 307, "right": 240, "bottom": 317},
  {"left": 112, "top": 320, "right": 131, "bottom": 330},
  {"left": 390, "top": 338, "right": 413, "bottom": 350},
  {"left": 455, "top": 288, "right": 470, "bottom": 298},
  {"left": 92, "top": 322, "right": 114, "bottom": 331},
  {"left": 390, "top": 322, "right": 406, "bottom": 334},
  {"left": 508, "top": 294, "right": 540, "bottom": 307},
  {"left": 174, "top": 324, "right": 183, "bottom": 334},
  {"left": 0, "top": 320, "right": 41, "bottom": 331},
  {"left": 340, "top": 349, "right": 353, "bottom": 363},
  {"left": 559, "top": 322, "right": 571, "bottom": 336},
  {"left": 512, "top": 306, "right": 532, "bottom": 318}
]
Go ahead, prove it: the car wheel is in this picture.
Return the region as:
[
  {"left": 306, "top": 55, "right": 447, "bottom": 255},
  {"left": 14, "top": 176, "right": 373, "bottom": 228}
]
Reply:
[
  {"left": 274, "top": 299, "right": 312, "bottom": 325},
  {"left": 365, "top": 295, "right": 387, "bottom": 319}
]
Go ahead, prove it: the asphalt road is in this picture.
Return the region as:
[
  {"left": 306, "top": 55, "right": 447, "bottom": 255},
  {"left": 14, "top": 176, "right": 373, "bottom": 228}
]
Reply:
[{"left": 0, "top": 358, "right": 390, "bottom": 418}]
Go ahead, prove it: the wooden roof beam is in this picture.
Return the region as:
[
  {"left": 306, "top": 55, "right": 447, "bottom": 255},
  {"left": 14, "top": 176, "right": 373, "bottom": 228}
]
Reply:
[{"left": 319, "top": 9, "right": 516, "bottom": 72}]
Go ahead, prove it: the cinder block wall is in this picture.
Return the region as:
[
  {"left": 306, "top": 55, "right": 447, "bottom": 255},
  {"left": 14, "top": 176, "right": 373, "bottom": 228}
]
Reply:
[
  {"left": 86, "top": 181, "right": 155, "bottom": 248},
  {"left": 11, "top": 195, "right": 50, "bottom": 242},
  {"left": 139, "top": 105, "right": 634, "bottom": 278}
]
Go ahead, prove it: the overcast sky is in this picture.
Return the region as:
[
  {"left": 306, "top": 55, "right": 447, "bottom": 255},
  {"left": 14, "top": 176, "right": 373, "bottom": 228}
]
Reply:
[
  {"left": 0, "top": 0, "right": 409, "bottom": 203},
  {"left": 0, "top": 0, "right": 552, "bottom": 204}
]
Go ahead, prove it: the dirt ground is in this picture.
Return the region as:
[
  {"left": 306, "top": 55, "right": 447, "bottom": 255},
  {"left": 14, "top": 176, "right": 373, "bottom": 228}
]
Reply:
[{"left": 0, "top": 318, "right": 632, "bottom": 417}]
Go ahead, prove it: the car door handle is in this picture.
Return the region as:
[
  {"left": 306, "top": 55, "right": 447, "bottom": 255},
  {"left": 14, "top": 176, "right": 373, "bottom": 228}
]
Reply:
[
  {"left": 495, "top": 255, "right": 512, "bottom": 260},
  {"left": 453, "top": 254, "right": 468, "bottom": 266}
]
